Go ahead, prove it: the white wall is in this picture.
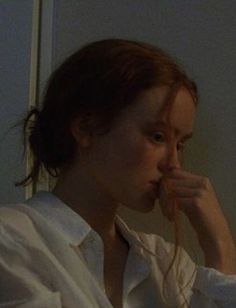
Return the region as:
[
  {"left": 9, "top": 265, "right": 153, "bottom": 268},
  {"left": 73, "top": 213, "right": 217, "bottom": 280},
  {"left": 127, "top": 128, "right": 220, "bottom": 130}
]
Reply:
[{"left": 0, "top": 0, "right": 33, "bottom": 203}]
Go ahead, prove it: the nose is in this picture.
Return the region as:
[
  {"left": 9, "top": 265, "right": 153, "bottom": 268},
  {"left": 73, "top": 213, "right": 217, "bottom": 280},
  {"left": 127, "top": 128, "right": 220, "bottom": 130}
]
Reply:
[{"left": 159, "top": 145, "right": 181, "bottom": 173}]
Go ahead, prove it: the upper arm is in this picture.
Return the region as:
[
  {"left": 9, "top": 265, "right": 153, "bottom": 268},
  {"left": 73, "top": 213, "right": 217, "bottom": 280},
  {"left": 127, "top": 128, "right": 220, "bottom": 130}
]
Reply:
[{"left": 0, "top": 208, "right": 62, "bottom": 307}]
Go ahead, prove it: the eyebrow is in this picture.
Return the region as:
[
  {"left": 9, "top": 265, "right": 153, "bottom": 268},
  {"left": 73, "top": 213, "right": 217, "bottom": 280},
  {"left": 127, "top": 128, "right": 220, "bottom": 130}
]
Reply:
[{"left": 148, "top": 120, "right": 193, "bottom": 140}]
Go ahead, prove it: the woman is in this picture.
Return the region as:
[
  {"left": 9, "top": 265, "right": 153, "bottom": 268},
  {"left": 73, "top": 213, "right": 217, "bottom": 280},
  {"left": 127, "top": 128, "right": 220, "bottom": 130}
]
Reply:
[{"left": 0, "top": 39, "right": 235, "bottom": 307}]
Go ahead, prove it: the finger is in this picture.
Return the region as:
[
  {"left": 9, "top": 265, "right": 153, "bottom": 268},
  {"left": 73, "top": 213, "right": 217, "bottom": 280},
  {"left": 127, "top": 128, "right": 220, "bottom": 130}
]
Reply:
[
  {"left": 159, "top": 198, "right": 177, "bottom": 222},
  {"left": 168, "top": 168, "right": 202, "bottom": 182},
  {"left": 173, "top": 197, "right": 195, "bottom": 214},
  {"left": 166, "top": 178, "right": 200, "bottom": 189},
  {"left": 165, "top": 170, "right": 208, "bottom": 190},
  {"left": 170, "top": 186, "right": 202, "bottom": 198},
  {"left": 159, "top": 185, "right": 178, "bottom": 222},
  {"left": 158, "top": 178, "right": 194, "bottom": 222}
]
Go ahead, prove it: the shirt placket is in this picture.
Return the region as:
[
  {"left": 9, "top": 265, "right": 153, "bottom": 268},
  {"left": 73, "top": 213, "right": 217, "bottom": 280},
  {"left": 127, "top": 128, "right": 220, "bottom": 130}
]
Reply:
[{"left": 123, "top": 246, "right": 150, "bottom": 306}]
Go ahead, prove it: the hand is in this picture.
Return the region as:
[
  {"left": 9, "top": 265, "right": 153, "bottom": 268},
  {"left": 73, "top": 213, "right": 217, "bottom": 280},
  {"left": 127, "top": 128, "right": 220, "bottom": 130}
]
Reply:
[{"left": 158, "top": 168, "right": 236, "bottom": 275}]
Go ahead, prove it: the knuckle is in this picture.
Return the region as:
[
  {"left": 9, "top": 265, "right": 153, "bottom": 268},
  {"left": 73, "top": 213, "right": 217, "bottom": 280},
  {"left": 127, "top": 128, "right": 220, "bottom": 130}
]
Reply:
[
  {"left": 192, "top": 195, "right": 202, "bottom": 208},
  {"left": 201, "top": 177, "right": 210, "bottom": 189},
  {"left": 197, "top": 188, "right": 205, "bottom": 198}
]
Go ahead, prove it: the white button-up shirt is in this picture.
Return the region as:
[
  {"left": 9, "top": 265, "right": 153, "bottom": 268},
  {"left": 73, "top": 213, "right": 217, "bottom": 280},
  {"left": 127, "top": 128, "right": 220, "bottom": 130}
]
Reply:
[{"left": 0, "top": 191, "right": 235, "bottom": 307}]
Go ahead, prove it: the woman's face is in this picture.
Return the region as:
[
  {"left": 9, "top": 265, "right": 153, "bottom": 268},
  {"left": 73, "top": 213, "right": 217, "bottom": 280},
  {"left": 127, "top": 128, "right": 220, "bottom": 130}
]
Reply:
[{"left": 79, "top": 86, "right": 196, "bottom": 212}]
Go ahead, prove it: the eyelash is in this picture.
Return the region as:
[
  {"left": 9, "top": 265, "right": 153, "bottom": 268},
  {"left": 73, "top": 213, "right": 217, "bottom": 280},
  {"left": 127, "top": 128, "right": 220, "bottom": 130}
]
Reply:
[{"left": 151, "top": 131, "right": 185, "bottom": 152}]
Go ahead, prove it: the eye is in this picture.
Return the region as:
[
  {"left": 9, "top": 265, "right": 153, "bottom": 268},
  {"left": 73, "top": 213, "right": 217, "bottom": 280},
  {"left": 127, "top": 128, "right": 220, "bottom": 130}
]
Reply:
[{"left": 152, "top": 131, "right": 166, "bottom": 142}]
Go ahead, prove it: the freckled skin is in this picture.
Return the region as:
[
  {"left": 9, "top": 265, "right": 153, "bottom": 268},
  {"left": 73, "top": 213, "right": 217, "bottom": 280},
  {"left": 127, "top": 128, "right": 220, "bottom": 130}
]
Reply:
[{"left": 79, "top": 86, "right": 195, "bottom": 212}]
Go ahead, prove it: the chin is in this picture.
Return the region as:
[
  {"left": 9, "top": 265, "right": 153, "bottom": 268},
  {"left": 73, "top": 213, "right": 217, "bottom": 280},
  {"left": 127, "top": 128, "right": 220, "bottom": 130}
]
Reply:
[
  {"left": 140, "top": 201, "right": 156, "bottom": 213},
  {"left": 126, "top": 196, "right": 156, "bottom": 213},
  {"left": 118, "top": 190, "right": 158, "bottom": 213}
]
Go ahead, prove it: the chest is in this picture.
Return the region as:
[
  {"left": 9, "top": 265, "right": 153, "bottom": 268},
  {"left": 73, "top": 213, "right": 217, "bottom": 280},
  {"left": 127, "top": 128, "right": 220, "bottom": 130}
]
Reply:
[{"left": 103, "top": 239, "right": 129, "bottom": 308}]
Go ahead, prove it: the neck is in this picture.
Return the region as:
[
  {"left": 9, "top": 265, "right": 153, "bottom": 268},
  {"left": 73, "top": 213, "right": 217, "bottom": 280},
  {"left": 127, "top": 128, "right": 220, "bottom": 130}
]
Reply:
[{"left": 52, "top": 169, "right": 120, "bottom": 243}]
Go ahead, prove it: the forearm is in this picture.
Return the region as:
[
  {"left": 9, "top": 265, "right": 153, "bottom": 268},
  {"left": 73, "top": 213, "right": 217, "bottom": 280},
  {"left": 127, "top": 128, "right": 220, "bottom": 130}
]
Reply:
[{"left": 203, "top": 233, "right": 236, "bottom": 275}]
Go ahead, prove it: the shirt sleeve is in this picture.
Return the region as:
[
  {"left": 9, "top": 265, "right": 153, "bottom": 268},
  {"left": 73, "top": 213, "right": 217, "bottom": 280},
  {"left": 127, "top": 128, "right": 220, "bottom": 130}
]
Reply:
[
  {"left": 0, "top": 292, "right": 61, "bottom": 308},
  {"left": 190, "top": 265, "right": 236, "bottom": 307},
  {"left": 172, "top": 243, "right": 236, "bottom": 307},
  {"left": 141, "top": 232, "right": 236, "bottom": 307}
]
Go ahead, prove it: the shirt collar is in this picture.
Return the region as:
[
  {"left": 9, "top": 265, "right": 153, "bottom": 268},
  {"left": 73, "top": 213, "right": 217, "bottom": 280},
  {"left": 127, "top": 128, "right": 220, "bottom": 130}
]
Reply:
[
  {"left": 25, "top": 190, "right": 154, "bottom": 255},
  {"left": 115, "top": 215, "right": 158, "bottom": 257},
  {"left": 25, "top": 191, "right": 92, "bottom": 246}
]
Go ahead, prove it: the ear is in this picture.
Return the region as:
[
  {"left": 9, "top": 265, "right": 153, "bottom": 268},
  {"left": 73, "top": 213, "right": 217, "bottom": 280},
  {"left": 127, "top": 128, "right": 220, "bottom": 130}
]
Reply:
[{"left": 70, "top": 116, "right": 92, "bottom": 148}]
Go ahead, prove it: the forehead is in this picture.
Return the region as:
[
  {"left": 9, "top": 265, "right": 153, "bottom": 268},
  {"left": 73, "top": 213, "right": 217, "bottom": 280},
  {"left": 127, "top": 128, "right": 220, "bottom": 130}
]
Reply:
[
  {"left": 120, "top": 85, "right": 196, "bottom": 134},
  {"left": 126, "top": 86, "right": 194, "bottom": 115},
  {"left": 135, "top": 86, "right": 170, "bottom": 118}
]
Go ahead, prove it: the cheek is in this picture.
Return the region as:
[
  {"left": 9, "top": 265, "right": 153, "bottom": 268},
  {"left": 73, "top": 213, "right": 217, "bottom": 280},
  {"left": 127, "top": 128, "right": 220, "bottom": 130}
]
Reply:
[{"left": 119, "top": 138, "right": 158, "bottom": 171}]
